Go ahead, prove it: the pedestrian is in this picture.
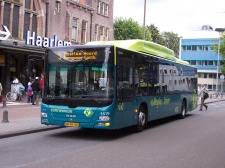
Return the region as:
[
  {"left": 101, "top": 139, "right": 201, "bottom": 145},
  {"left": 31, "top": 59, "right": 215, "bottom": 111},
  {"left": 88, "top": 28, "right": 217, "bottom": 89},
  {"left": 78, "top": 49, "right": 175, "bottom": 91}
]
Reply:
[
  {"left": 12, "top": 76, "right": 19, "bottom": 84},
  {"left": 31, "top": 77, "right": 40, "bottom": 105},
  {"left": 26, "top": 80, "right": 33, "bottom": 103},
  {"left": 39, "top": 74, "right": 44, "bottom": 98},
  {"left": 199, "top": 84, "right": 208, "bottom": 111}
]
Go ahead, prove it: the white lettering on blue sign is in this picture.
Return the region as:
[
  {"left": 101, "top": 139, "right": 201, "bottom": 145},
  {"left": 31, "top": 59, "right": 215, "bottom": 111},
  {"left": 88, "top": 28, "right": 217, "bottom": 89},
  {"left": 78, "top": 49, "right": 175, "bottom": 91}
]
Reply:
[{"left": 25, "top": 31, "right": 71, "bottom": 47}]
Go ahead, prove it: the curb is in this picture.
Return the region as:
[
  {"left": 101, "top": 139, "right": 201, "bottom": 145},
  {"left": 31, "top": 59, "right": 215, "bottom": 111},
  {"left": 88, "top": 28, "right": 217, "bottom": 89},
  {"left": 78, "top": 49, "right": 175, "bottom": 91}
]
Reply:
[
  {"left": 198, "top": 98, "right": 225, "bottom": 105},
  {"left": 0, "top": 126, "right": 63, "bottom": 139}
]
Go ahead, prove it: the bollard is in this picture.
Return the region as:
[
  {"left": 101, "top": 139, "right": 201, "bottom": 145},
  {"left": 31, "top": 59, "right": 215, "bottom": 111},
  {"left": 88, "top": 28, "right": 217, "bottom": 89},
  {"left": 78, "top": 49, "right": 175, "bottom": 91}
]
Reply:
[
  {"left": 2, "top": 99, "right": 7, "bottom": 108},
  {"left": 2, "top": 110, "right": 9, "bottom": 123},
  {"left": 35, "top": 98, "right": 39, "bottom": 106}
]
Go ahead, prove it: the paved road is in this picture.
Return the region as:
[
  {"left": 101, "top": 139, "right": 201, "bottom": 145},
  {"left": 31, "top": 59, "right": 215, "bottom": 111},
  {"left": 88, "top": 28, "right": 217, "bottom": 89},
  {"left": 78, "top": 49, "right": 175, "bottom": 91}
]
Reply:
[{"left": 0, "top": 97, "right": 224, "bottom": 139}]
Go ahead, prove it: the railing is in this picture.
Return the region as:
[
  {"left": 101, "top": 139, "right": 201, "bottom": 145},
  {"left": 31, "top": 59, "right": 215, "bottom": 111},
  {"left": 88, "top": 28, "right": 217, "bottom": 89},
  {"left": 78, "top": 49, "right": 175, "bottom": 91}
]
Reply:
[{"left": 209, "top": 92, "right": 224, "bottom": 99}]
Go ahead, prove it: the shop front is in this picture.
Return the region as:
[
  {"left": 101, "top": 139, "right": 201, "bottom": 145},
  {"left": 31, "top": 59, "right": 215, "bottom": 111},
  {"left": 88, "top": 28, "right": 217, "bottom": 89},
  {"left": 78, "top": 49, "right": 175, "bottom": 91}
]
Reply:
[{"left": 0, "top": 40, "right": 45, "bottom": 96}]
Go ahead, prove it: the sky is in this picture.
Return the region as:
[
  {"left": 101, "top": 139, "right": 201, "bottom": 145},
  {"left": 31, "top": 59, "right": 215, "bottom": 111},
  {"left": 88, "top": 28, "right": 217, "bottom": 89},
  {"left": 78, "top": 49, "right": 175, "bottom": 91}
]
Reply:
[{"left": 113, "top": 0, "right": 225, "bottom": 38}]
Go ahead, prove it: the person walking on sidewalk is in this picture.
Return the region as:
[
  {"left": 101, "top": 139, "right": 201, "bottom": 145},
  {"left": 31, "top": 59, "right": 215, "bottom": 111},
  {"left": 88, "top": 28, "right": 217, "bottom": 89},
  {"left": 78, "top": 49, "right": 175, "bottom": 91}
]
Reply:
[
  {"left": 199, "top": 84, "right": 208, "bottom": 111},
  {"left": 26, "top": 80, "right": 33, "bottom": 103},
  {"left": 31, "top": 77, "right": 40, "bottom": 105}
]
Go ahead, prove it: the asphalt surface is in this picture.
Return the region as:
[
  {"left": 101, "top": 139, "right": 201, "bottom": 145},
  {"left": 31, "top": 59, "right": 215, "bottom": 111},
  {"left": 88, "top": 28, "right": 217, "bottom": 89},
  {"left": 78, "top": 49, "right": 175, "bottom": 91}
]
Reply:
[{"left": 0, "top": 97, "right": 224, "bottom": 139}]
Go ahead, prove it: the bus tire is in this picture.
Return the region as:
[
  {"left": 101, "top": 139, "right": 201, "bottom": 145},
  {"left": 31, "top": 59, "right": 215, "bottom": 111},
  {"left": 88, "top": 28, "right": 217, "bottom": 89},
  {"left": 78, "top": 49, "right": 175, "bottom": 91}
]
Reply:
[
  {"left": 179, "top": 101, "right": 186, "bottom": 119},
  {"left": 134, "top": 106, "right": 146, "bottom": 132}
]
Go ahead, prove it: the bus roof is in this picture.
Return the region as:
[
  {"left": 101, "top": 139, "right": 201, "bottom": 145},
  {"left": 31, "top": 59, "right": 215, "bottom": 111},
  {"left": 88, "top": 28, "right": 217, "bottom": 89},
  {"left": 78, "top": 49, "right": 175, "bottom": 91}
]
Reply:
[{"left": 86, "top": 39, "right": 190, "bottom": 66}]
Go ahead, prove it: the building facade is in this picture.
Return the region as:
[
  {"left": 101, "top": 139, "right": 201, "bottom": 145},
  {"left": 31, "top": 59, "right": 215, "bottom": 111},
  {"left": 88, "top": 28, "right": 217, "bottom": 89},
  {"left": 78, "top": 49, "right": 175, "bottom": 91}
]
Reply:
[
  {"left": 180, "top": 38, "right": 224, "bottom": 92},
  {"left": 0, "top": 0, "right": 114, "bottom": 94}
]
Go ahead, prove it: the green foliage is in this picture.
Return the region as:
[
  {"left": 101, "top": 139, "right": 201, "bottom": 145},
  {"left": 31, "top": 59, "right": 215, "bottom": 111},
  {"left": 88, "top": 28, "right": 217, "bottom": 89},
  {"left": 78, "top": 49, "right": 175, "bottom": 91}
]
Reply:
[
  {"left": 113, "top": 18, "right": 181, "bottom": 58},
  {"left": 114, "top": 17, "right": 143, "bottom": 40},
  {"left": 141, "top": 27, "right": 152, "bottom": 41},
  {"left": 212, "top": 34, "right": 225, "bottom": 75},
  {"left": 147, "top": 24, "right": 165, "bottom": 45},
  {"left": 162, "top": 32, "right": 182, "bottom": 58}
]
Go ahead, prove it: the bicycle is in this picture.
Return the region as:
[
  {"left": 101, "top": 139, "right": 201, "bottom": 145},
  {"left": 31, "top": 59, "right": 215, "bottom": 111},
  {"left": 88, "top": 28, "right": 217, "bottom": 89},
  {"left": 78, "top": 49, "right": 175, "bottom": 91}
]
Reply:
[{"left": 6, "top": 87, "right": 27, "bottom": 102}]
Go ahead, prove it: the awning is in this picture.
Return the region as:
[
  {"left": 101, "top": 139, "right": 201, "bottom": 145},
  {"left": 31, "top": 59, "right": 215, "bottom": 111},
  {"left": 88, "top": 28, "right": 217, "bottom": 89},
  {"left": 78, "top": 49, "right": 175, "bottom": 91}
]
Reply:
[{"left": 0, "top": 40, "right": 45, "bottom": 55}]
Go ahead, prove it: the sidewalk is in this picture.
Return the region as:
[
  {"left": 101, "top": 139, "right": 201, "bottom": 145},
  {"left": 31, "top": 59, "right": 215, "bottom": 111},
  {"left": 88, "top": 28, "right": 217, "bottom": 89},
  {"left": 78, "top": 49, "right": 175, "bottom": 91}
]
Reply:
[
  {"left": 0, "top": 97, "right": 224, "bottom": 139},
  {"left": 0, "top": 101, "right": 60, "bottom": 139}
]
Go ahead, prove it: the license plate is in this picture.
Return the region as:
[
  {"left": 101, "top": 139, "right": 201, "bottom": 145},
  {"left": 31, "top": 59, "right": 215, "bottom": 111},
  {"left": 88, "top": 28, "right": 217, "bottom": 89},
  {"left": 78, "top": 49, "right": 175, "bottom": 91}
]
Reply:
[{"left": 64, "top": 122, "right": 79, "bottom": 127}]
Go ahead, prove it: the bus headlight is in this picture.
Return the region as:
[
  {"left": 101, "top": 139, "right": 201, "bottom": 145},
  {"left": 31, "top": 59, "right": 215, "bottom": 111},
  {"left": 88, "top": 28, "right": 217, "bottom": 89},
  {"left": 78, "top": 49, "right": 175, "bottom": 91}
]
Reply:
[
  {"left": 41, "top": 112, "right": 47, "bottom": 117},
  {"left": 99, "top": 116, "right": 110, "bottom": 121}
]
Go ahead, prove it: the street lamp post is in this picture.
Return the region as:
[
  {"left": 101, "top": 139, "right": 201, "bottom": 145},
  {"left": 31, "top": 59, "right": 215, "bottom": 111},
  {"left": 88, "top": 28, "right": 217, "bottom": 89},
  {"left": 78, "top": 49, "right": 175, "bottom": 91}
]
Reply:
[
  {"left": 143, "top": 0, "right": 146, "bottom": 40},
  {"left": 215, "top": 28, "right": 225, "bottom": 92}
]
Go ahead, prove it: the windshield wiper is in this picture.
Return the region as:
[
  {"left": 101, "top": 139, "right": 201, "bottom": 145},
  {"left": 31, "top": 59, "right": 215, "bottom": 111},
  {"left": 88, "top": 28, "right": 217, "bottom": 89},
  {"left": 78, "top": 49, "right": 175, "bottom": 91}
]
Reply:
[{"left": 76, "top": 95, "right": 101, "bottom": 104}]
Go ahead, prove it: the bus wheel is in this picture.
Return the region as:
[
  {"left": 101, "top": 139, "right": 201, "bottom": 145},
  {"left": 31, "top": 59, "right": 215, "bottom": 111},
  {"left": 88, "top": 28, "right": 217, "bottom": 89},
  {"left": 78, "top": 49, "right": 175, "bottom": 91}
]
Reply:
[
  {"left": 179, "top": 101, "right": 186, "bottom": 119},
  {"left": 134, "top": 106, "right": 146, "bottom": 132}
]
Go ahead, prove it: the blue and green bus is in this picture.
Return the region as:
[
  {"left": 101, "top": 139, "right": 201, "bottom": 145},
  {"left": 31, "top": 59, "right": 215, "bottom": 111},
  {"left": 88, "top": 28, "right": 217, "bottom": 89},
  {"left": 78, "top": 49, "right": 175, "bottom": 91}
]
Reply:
[{"left": 41, "top": 40, "right": 198, "bottom": 132}]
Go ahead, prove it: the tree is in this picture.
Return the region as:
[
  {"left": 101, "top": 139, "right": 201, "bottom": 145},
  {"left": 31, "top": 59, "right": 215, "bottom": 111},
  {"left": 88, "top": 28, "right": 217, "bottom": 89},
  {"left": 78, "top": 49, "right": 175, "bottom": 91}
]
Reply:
[
  {"left": 213, "top": 34, "right": 225, "bottom": 75},
  {"left": 114, "top": 17, "right": 151, "bottom": 40},
  {"left": 147, "top": 24, "right": 165, "bottom": 45},
  {"left": 114, "top": 17, "right": 142, "bottom": 40},
  {"left": 162, "top": 32, "right": 182, "bottom": 58},
  {"left": 113, "top": 18, "right": 181, "bottom": 58}
]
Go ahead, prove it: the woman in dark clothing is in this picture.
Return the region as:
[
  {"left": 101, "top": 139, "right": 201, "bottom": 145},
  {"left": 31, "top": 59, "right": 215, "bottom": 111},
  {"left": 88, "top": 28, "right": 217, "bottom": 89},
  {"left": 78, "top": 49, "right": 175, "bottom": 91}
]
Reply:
[{"left": 31, "top": 77, "right": 40, "bottom": 105}]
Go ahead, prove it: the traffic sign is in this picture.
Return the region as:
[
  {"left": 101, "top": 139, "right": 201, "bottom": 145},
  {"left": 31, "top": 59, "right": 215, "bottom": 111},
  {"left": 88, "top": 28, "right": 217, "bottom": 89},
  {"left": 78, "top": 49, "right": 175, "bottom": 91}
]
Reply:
[
  {"left": 0, "top": 25, "right": 10, "bottom": 40},
  {"left": 220, "top": 74, "right": 224, "bottom": 80}
]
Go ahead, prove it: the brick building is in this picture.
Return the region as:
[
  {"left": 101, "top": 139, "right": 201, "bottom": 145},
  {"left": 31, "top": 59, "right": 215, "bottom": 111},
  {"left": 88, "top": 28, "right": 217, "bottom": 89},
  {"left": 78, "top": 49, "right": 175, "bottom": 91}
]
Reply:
[{"left": 0, "top": 0, "right": 114, "bottom": 94}]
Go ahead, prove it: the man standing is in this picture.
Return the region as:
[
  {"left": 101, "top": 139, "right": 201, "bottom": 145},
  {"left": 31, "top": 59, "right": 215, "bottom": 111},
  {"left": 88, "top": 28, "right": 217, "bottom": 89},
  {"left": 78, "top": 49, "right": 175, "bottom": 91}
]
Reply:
[
  {"left": 199, "top": 84, "right": 208, "bottom": 111},
  {"left": 31, "top": 77, "right": 40, "bottom": 105}
]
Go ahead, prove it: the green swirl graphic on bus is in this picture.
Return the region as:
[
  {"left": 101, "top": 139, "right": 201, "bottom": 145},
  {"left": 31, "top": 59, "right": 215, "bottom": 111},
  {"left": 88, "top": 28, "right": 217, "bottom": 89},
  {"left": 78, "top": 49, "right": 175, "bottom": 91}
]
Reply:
[
  {"left": 84, "top": 108, "right": 94, "bottom": 117},
  {"left": 117, "top": 103, "right": 124, "bottom": 111}
]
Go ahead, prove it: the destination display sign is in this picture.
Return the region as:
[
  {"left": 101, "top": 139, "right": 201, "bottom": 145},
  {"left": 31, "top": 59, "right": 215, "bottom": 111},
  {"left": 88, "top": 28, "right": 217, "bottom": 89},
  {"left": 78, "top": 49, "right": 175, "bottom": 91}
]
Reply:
[{"left": 65, "top": 51, "right": 97, "bottom": 60}]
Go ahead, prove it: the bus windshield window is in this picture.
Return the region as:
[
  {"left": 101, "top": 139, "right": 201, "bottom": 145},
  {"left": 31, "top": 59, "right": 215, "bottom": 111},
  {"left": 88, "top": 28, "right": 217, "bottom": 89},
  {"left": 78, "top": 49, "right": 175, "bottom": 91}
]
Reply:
[{"left": 45, "top": 63, "right": 114, "bottom": 100}]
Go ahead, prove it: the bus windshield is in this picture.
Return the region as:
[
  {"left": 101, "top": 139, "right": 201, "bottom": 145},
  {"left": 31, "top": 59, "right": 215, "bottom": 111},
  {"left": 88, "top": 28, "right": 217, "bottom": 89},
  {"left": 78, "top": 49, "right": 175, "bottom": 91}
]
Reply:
[{"left": 42, "top": 46, "right": 114, "bottom": 107}]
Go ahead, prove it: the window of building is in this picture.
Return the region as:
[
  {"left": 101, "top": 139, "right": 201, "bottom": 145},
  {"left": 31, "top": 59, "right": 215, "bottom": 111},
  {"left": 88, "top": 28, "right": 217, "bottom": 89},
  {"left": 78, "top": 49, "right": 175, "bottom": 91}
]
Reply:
[
  {"left": 209, "top": 74, "right": 213, "bottom": 78},
  {"left": 203, "top": 46, "right": 208, "bottom": 51},
  {"left": 23, "top": 0, "right": 37, "bottom": 40},
  {"left": 208, "top": 85, "right": 212, "bottom": 90},
  {"left": 187, "top": 46, "right": 191, "bottom": 50},
  {"left": 3, "top": 3, "right": 10, "bottom": 32},
  {"left": 97, "top": 0, "right": 101, "bottom": 14},
  {"left": 197, "top": 60, "right": 201, "bottom": 65},
  {"left": 32, "top": 14, "right": 37, "bottom": 35},
  {"left": 25, "top": 0, "right": 31, "bottom": 9},
  {"left": 197, "top": 46, "right": 203, "bottom": 50},
  {"left": 55, "top": 0, "right": 61, "bottom": 14},
  {"left": 95, "top": 24, "right": 99, "bottom": 41},
  {"left": 105, "top": 27, "right": 109, "bottom": 41},
  {"left": 12, "top": 5, "right": 20, "bottom": 38},
  {"left": 81, "top": 21, "right": 87, "bottom": 43},
  {"left": 23, "top": 12, "right": 30, "bottom": 39},
  {"left": 102, "top": 2, "right": 105, "bottom": 15},
  {"left": 100, "top": 26, "right": 104, "bottom": 41},
  {"left": 192, "top": 46, "right": 197, "bottom": 50},
  {"left": 72, "top": 18, "right": 78, "bottom": 41},
  {"left": 204, "top": 73, "right": 207, "bottom": 78},
  {"left": 191, "top": 60, "right": 196, "bottom": 65},
  {"left": 182, "top": 46, "right": 186, "bottom": 51},
  {"left": 208, "top": 61, "right": 213, "bottom": 65},
  {"left": 105, "top": 4, "right": 109, "bottom": 16}
]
